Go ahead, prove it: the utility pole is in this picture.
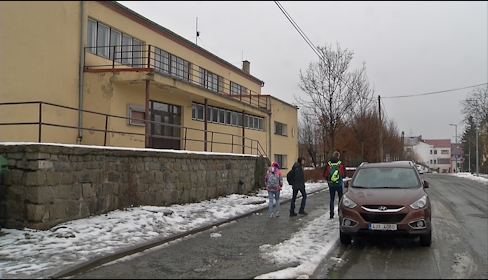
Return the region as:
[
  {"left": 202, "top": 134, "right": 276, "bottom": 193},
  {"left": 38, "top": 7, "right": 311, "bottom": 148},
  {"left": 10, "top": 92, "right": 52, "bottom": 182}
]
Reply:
[
  {"left": 449, "top": 123, "right": 458, "bottom": 172},
  {"left": 378, "top": 95, "right": 383, "bottom": 162},
  {"left": 476, "top": 126, "right": 479, "bottom": 176}
]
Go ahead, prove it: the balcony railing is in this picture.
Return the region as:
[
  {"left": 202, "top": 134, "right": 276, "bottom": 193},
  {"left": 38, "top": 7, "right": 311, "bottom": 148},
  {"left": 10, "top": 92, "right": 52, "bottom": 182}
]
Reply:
[
  {"left": 0, "top": 101, "right": 267, "bottom": 157},
  {"left": 84, "top": 45, "right": 271, "bottom": 111}
]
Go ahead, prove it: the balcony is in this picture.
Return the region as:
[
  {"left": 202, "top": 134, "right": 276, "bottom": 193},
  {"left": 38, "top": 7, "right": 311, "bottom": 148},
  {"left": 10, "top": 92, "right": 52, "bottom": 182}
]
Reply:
[{"left": 84, "top": 44, "right": 271, "bottom": 112}]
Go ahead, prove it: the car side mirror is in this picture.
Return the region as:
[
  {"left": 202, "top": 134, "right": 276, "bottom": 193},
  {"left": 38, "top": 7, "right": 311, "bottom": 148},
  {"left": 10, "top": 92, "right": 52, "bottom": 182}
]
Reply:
[{"left": 423, "top": 180, "right": 430, "bottom": 188}]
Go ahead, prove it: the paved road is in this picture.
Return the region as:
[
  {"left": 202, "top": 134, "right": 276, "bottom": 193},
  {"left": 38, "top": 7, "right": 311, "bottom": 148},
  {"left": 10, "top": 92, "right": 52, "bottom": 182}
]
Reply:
[{"left": 57, "top": 187, "right": 332, "bottom": 279}]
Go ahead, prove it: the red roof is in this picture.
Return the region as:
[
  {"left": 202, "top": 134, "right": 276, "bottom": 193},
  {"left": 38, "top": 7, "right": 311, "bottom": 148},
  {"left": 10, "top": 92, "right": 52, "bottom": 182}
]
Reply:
[{"left": 424, "top": 139, "right": 451, "bottom": 148}]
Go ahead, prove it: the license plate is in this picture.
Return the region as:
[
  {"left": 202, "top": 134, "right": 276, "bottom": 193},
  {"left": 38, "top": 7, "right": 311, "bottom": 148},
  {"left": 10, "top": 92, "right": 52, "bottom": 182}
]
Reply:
[{"left": 369, "top": 223, "right": 397, "bottom": 231}]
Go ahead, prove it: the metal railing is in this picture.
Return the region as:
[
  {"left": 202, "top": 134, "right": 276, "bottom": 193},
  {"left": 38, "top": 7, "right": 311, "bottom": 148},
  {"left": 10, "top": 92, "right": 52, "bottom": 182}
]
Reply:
[
  {"left": 84, "top": 44, "right": 271, "bottom": 111},
  {"left": 0, "top": 101, "right": 267, "bottom": 157}
]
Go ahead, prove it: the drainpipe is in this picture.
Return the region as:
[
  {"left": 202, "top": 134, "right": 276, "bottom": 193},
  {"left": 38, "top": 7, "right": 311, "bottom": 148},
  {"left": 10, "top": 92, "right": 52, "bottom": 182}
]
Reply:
[
  {"left": 77, "top": 1, "right": 85, "bottom": 144},
  {"left": 268, "top": 97, "right": 272, "bottom": 161}
]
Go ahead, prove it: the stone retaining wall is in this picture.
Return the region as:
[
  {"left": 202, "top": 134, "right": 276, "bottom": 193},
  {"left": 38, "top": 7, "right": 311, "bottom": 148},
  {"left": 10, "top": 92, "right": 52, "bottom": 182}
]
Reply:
[{"left": 0, "top": 144, "right": 269, "bottom": 230}]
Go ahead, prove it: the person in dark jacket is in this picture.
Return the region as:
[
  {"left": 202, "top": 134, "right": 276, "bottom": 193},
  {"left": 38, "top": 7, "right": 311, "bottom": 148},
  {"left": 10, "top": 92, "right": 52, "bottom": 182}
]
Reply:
[
  {"left": 289, "top": 157, "right": 307, "bottom": 216},
  {"left": 323, "top": 151, "right": 346, "bottom": 219}
]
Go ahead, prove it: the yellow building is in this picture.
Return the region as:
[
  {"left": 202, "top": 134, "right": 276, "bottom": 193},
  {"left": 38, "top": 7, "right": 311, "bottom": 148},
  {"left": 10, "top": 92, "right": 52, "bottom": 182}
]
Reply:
[{"left": 0, "top": 1, "right": 299, "bottom": 171}]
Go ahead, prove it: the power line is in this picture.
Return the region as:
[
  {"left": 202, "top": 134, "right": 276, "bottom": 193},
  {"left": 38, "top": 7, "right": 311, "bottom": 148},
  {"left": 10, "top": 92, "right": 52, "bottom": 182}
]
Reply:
[
  {"left": 274, "top": 1, "right": 323, "bottom": 60},
  {"left": 382, "top": 83, "right": 488, "bottom": 99}
]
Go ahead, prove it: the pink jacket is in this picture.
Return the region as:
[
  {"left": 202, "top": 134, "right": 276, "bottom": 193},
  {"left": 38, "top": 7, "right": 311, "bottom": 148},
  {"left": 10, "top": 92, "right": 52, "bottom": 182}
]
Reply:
[{"left": 264, "top": 166, "right": 283, "bottom": 192}]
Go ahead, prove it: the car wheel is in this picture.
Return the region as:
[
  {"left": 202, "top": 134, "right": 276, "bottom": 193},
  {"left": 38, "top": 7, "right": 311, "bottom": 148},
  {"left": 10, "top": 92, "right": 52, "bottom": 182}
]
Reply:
[
  {"left": 340, "top": 231, "right": 352, "bottom": 245},
  {"left": 419, "top": 231, "right": 432, "bottom": 246}
]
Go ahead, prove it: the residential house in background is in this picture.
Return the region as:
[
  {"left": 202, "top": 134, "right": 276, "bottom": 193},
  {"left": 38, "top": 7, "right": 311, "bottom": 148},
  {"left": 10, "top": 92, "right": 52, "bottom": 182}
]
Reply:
[
  {"left": 0, "top": 1, "right": 299, "bottom": 171},
  {"left": 423, "top": 139, "right": 452, "bottom": 173},
  {"left": 403, "top": 136, "right": 453, "bottom": 173}
]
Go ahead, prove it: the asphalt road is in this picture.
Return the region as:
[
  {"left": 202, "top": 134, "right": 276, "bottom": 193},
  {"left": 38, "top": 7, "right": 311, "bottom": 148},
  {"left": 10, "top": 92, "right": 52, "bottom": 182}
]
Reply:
[
  {"left": 59, "top": 187, "right": 331, "bottom": 279},
  {"left": 313, "top": 174, "right": 488, "bottom": 279}
]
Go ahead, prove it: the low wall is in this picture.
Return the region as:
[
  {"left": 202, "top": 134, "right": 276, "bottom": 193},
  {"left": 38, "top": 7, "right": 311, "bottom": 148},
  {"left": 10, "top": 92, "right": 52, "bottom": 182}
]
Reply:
[{"left": 0, "top": 143, "right": 269, "bottom": 230}]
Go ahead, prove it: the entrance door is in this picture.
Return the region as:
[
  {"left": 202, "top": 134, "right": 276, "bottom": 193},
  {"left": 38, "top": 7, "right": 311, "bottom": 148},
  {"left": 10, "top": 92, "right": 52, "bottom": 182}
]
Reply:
[{"left": 150, "top": 101, "right": 181, "bottom": 150}]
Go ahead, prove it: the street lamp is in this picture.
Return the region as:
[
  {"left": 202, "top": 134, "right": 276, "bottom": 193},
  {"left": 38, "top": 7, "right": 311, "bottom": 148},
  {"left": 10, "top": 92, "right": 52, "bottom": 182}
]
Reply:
[{"left": 449, "top": 124, "right": 458, "bottom": 173}]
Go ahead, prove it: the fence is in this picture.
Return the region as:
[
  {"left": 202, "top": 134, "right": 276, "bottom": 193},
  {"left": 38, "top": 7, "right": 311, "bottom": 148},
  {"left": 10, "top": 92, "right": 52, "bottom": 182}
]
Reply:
[{"left": 0, "top": 101, "right": 267, "bottom": 157}]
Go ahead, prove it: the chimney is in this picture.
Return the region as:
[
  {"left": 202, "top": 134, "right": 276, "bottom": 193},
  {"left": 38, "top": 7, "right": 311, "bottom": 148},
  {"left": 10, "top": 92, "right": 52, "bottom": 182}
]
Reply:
[{"left": 242, "top": 60, "right": 250, "bottom": 74}]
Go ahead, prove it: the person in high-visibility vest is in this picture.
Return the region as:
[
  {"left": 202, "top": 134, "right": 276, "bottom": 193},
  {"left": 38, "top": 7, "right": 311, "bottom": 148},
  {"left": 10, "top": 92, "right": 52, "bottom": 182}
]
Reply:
[{"left": 324, "top": 151, "right": 346, "bottom": 219}]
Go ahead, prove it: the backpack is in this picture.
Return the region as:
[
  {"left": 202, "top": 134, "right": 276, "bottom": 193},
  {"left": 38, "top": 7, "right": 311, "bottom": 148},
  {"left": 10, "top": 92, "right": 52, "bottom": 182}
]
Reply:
[
  {"left": 267, "top": 167, "right": 280, "bottom": 191},
  {"left": 286, "top": 167, "right": 295, "bottom": 185},
  {"left": 327, "top": 161, "right": 342, "bottom": 185}
]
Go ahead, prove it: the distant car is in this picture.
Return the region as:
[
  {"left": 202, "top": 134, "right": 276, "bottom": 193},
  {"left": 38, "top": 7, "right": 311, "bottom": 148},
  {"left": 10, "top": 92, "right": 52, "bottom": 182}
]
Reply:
[{"left": 339, "top": 160, "right": 432, "bottom": 246}]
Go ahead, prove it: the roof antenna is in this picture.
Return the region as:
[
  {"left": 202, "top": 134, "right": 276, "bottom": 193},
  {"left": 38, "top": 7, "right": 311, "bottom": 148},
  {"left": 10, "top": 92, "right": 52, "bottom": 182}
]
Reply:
[{"left": 196, "top": 17, "right": 199, "bottom": 45}]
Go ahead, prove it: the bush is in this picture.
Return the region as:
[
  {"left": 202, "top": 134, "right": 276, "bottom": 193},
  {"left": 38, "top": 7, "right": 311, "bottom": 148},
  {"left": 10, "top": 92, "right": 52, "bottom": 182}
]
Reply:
[{"left": 304, "top": 167, "right": 326, "bottom": 183}]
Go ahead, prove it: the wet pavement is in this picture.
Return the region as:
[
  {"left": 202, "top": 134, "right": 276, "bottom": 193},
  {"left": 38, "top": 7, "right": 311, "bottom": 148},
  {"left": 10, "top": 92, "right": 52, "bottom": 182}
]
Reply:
[{"left": 54, "top": 187, "right": 332, "bottom": 279}]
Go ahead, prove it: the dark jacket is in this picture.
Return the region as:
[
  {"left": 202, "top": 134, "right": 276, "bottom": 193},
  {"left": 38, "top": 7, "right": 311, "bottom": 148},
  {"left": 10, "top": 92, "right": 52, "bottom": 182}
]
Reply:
[
  {"left": 291, "top": 157, "right": 305, "bottom": 190},
  {"left": 324, "top": 156, "right": 346, "bottom": 186}
]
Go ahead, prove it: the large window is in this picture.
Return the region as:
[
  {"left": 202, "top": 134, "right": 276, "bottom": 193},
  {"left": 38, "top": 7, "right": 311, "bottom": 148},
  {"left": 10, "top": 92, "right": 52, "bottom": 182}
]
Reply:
[
  {"left": 230, "top": 81, "right": 247, "bottom": 95},
  {"left": 191, "top": 103, "right": 264, "bottom": 131},
  {"left": 274, "top": 122, "right": 287, "bottom": 136},
  {"left": 199, "top": 68, "right": 223, "bottom": 93},
  {"left": 87, "top": 18, "right": 143, "bottom": 67},
  {"left": 153, "top": 47, "right": 190, "bottom": 81}
]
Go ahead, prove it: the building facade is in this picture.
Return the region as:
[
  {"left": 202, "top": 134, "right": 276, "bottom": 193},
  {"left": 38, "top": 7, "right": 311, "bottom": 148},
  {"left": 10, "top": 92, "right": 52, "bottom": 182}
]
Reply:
[
  {"left": 403, "top": 136, "right": 452, "bottom": 173},
  {"left": 0, "top": 1, "right": 299, "bottom": 171}
]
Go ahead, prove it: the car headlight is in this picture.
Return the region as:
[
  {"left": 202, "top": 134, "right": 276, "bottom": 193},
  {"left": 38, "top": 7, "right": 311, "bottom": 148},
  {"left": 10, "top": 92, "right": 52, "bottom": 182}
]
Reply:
[
  {"left": 342, "top": 195, "right": 357, "bottom": 209},
  {"left": 410, "top": 194, "right": 428, "bottom": 209}
]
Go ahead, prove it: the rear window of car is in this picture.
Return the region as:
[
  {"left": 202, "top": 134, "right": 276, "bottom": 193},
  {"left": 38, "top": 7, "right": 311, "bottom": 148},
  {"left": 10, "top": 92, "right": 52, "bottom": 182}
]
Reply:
[{"left": 352, "top": 167, "right": 420, "bottom": 188}]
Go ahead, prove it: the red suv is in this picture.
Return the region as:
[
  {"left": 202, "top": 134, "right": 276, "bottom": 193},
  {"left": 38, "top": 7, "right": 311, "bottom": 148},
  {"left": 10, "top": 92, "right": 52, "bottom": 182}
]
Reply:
[{"left": 339, "top": 161, "right": 432, "bottom": 246}]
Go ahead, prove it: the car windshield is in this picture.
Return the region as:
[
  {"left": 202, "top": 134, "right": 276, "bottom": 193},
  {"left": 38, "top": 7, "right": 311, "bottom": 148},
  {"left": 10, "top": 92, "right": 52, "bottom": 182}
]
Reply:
[{"left": 351, "top": 167, "right": 420, "bottom": 189}]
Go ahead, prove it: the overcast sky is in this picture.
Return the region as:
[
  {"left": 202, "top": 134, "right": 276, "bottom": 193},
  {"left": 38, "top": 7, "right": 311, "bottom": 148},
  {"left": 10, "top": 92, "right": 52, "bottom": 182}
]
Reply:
[{"left": 120, "top": 1, "right": 487, "bottom": 142}]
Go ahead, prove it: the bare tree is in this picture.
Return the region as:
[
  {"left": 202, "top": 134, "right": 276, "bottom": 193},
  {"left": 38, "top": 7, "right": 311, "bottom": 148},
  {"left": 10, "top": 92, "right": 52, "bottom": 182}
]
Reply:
[
  {"left": 382, "top": 119, "right": 403, "bottom": 162},
  {"left": 298, "top": 109, "right": 320, "bottom": 167},
  {"left": 343, "top": 61, "right": 377, "bottom": 161},
  {"left": 296, "top": 42, "right": 358, "bottom": 154},
  {"left": 461, "top": 84, "right": 488, "bottom": 130}
]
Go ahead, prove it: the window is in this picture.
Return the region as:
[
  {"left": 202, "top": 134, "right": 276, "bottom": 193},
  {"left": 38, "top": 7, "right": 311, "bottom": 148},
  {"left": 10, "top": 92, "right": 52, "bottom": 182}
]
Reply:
[
  {"left": 87, "top": 18, "right": 144, "bottom": 67},
  {"left": 406, "top": 147, "right": 412, "bottom": 152},
  {"left": 171, "top": 56, "right": 190, "bottom": 80},
  {"left": 230, "top": 81, "right": 247, "bottom": 95},
  {"left": 274, "top": 122, "right": 287, "bottom": 136},
  {"left": 438, "top": 158, "right": 450, "bottom": 164},
  {"left": 231, "top": 112, "right": 238, "bottom": 126},
  {"left": 121, "top": 34, "right": 132, "bottom": 65},
  {"left": 132, "top": 39, "right": 143, "bottom": 67},
  {"left": 274, "top": 154, "right": 287, "bottom": 169},
  {"left": 199, "top": 68, "right": 223, "bottom": 93},
  {"left": 434, "top": 150, "right": 437, "bottom": 154},
  {"left": 153, "top": 47, "right": 189, "bottom": 81},
  {"left": 191, "top": 103, "right": 264, "bottom": 131},
  {"left": 430, "top": 150, "right": 433, "bottom": 154},
  {"left": 225, "top": 111, "right": 231, "bottom": 125},
  {"left": 192, "top": 103, "right": 204, "bottom": 121},
  {"left": 434, "top": 160, "right": 437, "bottom": 164},
  {"left": 87, "top": 19, "right": 97, "bottom": 54},
  {"left": 97, "top": 23, "right": 110, "bottom": 58},
  {"left": 154, "top": 48, "right": 169, "bottom": 74},
  {"left": 219, "top": 109, "right": 225, "bottom": 124},
  {"left": 441, "top": 150, "right": 449, "bottom": 154},
  {"left": 127, "top": 104, "right": 146, "bottom": 126},
  {"left": 109, "top": 29, "right": 122, "bottom": 62}
]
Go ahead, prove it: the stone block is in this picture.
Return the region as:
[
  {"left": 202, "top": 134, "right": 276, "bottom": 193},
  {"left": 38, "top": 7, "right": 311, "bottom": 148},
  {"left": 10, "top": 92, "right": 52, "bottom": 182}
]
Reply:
[
  {"left": 82, "top": 183, "right": 95, "bottom": 198},
  {"left": 26, "top": 186, "right": 54, "bottom": 204},
  {"left": 26, "top": 203, "right": 46, "bottom": 221},
  {"left": 24, "top": 171, "right": 46, "bottom": 186}
]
